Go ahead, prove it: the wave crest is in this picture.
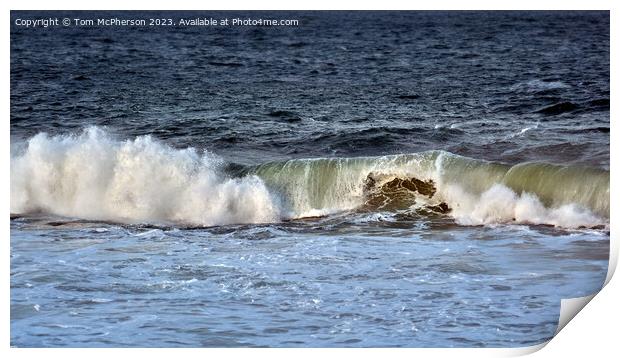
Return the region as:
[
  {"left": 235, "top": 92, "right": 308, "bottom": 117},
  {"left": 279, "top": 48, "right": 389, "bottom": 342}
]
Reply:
[
  {"left": 11, "top": 127, "right": 280, "bottom": 226},
  {"left": 11, "top": 128, "right": 609, "bottom": 229}
]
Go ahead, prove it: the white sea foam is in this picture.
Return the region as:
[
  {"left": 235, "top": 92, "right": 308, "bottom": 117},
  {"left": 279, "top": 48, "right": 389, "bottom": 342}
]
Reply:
[
  {"left": 11, "top": 128, "right": 608, "bottom": 229},
  {"left": 11, "top": 127, "right": 280, "bottom": 226},
  {"left": 439, "top": 183, "right": 605, "bottom": 229},
  {"left": 511, "top": 79, "right": 571, "bottom": 92}
]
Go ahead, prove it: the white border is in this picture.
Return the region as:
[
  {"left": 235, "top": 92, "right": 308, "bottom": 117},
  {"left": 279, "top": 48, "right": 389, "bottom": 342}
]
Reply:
[{"left": 3, "top": 1, "right": 617, "bottom": 357}]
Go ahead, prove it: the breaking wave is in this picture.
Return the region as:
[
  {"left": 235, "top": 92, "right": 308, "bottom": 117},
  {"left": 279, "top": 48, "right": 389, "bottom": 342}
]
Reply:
[
  {"left": 11, "top": 127, "right": 609, "bottom": 229},
  {"left": 10, "top": 127, "right": 280, "bottom": 226}
]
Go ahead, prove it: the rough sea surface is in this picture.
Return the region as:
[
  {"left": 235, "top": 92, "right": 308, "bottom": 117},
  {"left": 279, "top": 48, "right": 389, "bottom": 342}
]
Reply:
[{"left": 10, "top": 11, "right": 610, "bottom": 347}]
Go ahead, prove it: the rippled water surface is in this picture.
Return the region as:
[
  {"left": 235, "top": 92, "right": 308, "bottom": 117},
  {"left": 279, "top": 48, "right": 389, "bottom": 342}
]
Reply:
[
  {"left": 10, "top": 10, "right": 609, "bottom": 347},
  {"left": 10, "top": 216, "right": 609, "bottom": 347}
]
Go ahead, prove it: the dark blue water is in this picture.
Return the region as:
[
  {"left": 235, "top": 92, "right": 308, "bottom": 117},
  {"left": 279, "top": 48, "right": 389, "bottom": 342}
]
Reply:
[
  {"left": 11, "top": 11, "right": 609, "bottom": 166},
  {"left": 10, "top": 11, "right": 609, "bottom": 347}
]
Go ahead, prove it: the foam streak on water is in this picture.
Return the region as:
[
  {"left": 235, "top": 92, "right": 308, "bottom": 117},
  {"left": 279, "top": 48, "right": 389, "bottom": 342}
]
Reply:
[{"left": 10, "top": 216, "right": 609, "bottom": 347}]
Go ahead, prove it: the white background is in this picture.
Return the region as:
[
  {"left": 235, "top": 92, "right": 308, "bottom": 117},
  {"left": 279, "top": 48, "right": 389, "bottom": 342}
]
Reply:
[{"left": 2, "top": 1, "right": 617, "bottom": 357}]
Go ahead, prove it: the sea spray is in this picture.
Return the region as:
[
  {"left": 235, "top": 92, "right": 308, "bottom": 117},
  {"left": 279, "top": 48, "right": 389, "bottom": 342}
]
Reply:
[
  {"left": 250, "top": 152, "right": 608, "bottom": 228},
  {"left": 10, "top": 127, "right": 280, "bottom": 226},
  {"left": 11, "top": 128, "right": 609, "bottom": 229}
]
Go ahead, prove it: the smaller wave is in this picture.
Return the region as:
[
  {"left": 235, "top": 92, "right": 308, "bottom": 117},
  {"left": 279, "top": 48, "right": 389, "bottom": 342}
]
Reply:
[
  {"left": 511, "top": 79, "right": 571, "bottom": 93},
  {"left": 536, "top": 102, "right": 579, "bottom": 115},
  {"left": 504, "top": 123, "right": 539, "bottom": 140},
  {"left": 208, "top": 61, "right": 243, "bottom": 67},
  {"left": 395, "top": 94, "right": 421, "bottom": 100},
  {"left": 564, "top": 126, "right": 609, "bottom": 134},
  {"left": 267, "top": 110, "right": 302, "bottom": 123},
  {"left": 585, "top": 98, "right": 610, "bottom": 111}
]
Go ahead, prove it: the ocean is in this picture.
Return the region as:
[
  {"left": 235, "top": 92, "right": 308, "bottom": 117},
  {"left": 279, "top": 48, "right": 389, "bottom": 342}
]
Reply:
[{"left": 10, "top": 10, "right": 609, "bottom": 347}]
